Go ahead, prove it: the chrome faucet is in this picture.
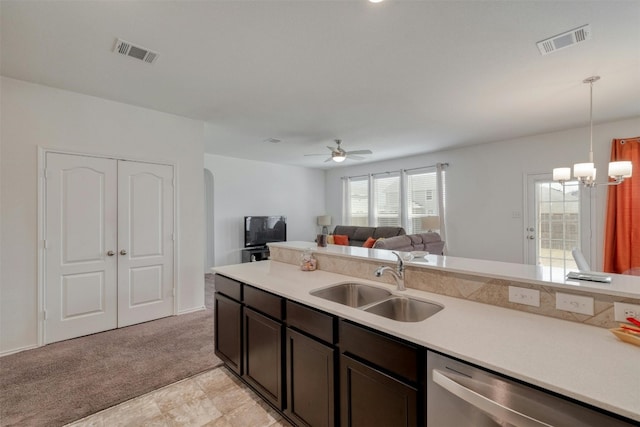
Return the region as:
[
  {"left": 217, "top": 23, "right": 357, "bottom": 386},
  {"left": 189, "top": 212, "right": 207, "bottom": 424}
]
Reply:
[{"left": 374, "top": 251, "right": 405, "bottom": 291}]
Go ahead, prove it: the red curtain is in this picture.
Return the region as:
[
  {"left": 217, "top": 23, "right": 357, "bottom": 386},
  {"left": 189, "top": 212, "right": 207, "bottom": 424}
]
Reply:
[{"left": 603, "top": 137, "right": 640, "bottom": 275}]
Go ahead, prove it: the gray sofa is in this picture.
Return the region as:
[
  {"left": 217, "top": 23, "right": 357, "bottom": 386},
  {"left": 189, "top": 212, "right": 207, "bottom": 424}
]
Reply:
[
  {"left": 373, "top": 232, "right": 445, "bottom": 255},
  {"left": 332, "top": 225, "right": 406, "bottom": 247}
]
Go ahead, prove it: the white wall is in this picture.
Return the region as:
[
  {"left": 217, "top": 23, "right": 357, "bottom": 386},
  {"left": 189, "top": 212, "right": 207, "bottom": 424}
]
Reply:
[
  {"left": 0, "top": 77, "right": 205, "bottom": 354},
  {"left": 205, "top": 154, "right": 326, "bottom": 266},
  {"left": 325, "top": 116, "right": 640, "bottom": 267}
]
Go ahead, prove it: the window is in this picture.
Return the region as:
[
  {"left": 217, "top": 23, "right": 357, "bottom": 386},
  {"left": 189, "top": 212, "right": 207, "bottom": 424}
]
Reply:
[
  {"left": 342, "top": 164, "right": 447, "bottom": 239},
  {"left": 373, "top": 173, "right": 400, "bottom": 227},
  {"left": 406, "top": 169, "right": 440, "bottom": 234},
  {"left": 346, "top": 177, "right": 369, "bottom": 226}
]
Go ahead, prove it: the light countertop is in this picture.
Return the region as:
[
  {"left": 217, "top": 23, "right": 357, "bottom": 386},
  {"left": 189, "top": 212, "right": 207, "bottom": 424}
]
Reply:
[
  {"left": 212, "top": 259, "right": 640, "bottom": 422},
  {"left": 271, "top": 241, "right": 640, "bottom": 299}
]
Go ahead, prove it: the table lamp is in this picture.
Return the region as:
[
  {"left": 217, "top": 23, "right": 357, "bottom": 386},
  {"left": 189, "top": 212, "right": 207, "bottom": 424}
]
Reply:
[
  {"left": 317, "top": 215, "right": 332, "bottom": 235},
  {"left": 421, "top": 216, "right": 440, "bottom": 232}
]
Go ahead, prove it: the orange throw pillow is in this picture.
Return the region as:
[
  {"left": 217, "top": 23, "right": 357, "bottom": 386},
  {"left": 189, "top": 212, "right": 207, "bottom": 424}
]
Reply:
[
  {"left": 333, "top": 235, "right": 349, "bottom": 246},
  {"left": 362, "top": 237, "right": 376, "bottom": 248}
]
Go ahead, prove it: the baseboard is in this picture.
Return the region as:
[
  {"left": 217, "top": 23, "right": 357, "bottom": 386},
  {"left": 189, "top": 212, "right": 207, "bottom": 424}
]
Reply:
[
  {"left": 177, "top": 305, "right": 206, "bottom": 315},
  {"left": 0, "top": 343, "right": 39, "bottom": 358}
]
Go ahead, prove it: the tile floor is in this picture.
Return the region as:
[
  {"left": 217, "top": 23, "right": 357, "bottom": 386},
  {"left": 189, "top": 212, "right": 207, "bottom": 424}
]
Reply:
[{"left": 65, "top": 366, "right": 293, "bottom": 427}]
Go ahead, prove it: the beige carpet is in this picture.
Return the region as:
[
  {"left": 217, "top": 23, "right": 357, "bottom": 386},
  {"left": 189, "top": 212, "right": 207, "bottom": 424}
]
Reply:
[{"left": 0, "top": 275, "right": 220, "bottom": 427}]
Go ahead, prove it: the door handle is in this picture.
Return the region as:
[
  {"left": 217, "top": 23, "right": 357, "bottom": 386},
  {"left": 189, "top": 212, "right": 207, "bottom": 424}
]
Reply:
[
  {"left": 527, "top": 235, "right": 535, "bottom": 240},
  {"left": 107, "top": 250, "right": 115, "bottom": 256},
  {"left": 120, "top": 249, "right": 128, "bottom": 255}
]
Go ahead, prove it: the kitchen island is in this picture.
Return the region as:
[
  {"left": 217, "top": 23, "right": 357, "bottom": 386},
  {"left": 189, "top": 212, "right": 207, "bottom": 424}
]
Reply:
[{"left": 213, "top": 244, "right": 640, "bottom": 425}]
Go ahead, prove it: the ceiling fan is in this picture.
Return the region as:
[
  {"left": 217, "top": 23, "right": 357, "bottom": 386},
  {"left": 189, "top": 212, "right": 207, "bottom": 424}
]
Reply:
[{"left": 304, "top": 139, "right": 373, "bottom": 163}]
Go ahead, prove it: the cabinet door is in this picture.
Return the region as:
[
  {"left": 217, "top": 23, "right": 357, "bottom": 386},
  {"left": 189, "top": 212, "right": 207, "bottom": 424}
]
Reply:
[
  {"left": 286, "top": 328, "right": 335, "bottom": 427},
  {"left": 244, "top": 307, "right": 284, "bottom": 409},
  {"left": 214, "top": 293, "right": 242, "bottom": 375},
  {"left": 341, "top": 354, "right": 417, "bottom": 427}
]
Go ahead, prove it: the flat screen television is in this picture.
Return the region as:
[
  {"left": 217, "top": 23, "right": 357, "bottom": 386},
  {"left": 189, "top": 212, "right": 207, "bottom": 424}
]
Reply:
[{"left": 244, "top": 216, "right": 287, "bottom": 248}]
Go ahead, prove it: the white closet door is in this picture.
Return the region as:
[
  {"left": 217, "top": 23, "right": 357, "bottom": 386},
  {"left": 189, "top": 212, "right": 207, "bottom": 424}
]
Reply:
[
  {"left": 45, "top": 153, "right": 118, "bottom": 343},
  {"left": 117, "top": 161, "right": 174, "bottom": 327}
]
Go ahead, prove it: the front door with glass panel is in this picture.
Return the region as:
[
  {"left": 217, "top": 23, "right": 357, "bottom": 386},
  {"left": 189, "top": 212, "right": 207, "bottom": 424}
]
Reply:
[{"left": 525, "top": 174, "right": 590, "bottom": 270}]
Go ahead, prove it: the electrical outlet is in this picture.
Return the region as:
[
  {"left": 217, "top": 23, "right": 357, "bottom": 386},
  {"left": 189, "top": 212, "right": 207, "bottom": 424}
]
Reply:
[
  {"left": 614, "top": 302, "right": 640, "bottom": 323},
  {"left": 556, "top": 292, "right": 594, "bottom": 316},
  {"left": 508, "top": 286, "right": 540, "bottom": 307}
]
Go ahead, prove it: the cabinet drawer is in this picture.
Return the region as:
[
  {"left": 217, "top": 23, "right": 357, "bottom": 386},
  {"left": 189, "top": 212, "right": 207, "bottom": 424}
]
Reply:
[
  {"left": 339, "top": 320, "right": 419, "bottom": 383},
  {"left": 214, "top": 274, "right": 242, "bottom": 301},
  {"left": 244, "top": 285, "right": 284, "bottom": 320},
  {"left": 286, "top": 300, "right": 336, "bottom": 344}
]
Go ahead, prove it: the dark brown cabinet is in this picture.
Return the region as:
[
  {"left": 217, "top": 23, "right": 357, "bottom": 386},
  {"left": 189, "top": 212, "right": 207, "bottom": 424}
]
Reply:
[
  {"left": 214, "top": 275, "right": 243, "bottom": 375},
  {"left": 244, "top": 307, "right": 284, "bottom": 408},
  {"left": 214, "top": 292, "right": 242, "bottom": 375},
  {"left": 285, "top": 301, "right": 337, "bottom": 427},
  {"left": 243, "top": 287, "right": 285, "bottom": 410},
  {"left": 340, "top": 354, "right": 418, "bottom": 427},
  {"left": 339, "top": 320, "right": 422, "bottom": 427}
]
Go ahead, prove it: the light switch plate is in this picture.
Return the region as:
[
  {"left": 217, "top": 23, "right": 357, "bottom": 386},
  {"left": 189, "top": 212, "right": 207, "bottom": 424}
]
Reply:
[
  {"left": 556, "top": 292, "right": 594, "bottom": 316},
  {"left": 508, "top": 286, "right": 540, "bottom": 307}
]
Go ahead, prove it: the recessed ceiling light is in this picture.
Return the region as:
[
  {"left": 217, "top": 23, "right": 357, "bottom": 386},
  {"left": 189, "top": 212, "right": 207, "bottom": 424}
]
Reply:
[{"left": 369, "top": 0, "right": 385, "bottom": 3}]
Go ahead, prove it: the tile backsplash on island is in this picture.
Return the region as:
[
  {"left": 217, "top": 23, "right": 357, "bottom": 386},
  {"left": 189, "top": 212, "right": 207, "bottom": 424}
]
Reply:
[{"left": 269, "top": 246, "right": 640, "bottom": 329}]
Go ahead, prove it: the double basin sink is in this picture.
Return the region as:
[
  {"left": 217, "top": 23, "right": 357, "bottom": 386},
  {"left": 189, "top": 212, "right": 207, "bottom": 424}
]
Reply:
[{"left": 310, "top": 282, "right": 443, "bottom": 322}]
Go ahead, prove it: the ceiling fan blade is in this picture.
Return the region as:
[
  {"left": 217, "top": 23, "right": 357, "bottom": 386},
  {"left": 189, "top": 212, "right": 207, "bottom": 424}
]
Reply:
[
  {"left": 327, "top": 146, "right": 336, "bottom": 151},
  {"left": 324, "top": 157, "right": 333, "bottom": 163},
  {"left": 348, "top": 155, "right": 365, "bottom": 161},
  {"left": 304, "top": 153, "right": 328, "bottom": 157},
  {"left": 345, "top": 149, "right": 372, "bottom": 155}
]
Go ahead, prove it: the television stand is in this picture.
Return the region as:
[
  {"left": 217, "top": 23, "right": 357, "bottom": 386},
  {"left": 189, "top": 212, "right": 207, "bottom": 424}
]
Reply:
[{"left": 241, "top": 246, "right": 270, "bottom": 263}]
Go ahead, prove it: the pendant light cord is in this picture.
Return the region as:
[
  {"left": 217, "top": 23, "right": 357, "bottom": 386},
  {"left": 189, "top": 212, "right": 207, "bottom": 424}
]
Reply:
[{"left": 589, "top": 78, "right": 594, "bottom": 163}]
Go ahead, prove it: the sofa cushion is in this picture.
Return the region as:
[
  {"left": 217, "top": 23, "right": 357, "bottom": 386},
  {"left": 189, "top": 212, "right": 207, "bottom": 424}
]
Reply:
[
  {"left": 373, "top": 235, "right": 413, "bottom": 251},
  {"left": 372, "top": 232, "right": 445, "bottom": 255},
  {"left": 333, "top": 226, "right": 358, "bottom": 237},
  {"left": 333, "top": 235, "right": 349, "bottom": 245},
  {"left": 373, "top": 227, "right": 406, "bottom": 239},
  {"left": 363, "top": 237, "right": 377, "bottom": 248},
  {"left": 352, "top": 227, "right": 376, "bottom": 242}
]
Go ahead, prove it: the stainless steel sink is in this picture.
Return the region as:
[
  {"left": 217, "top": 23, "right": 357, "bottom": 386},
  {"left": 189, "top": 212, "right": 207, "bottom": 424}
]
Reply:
[
  {"left": 364, "top": 297, "right": 443, "bottom": 322},
  {"left": 310, "top": 283, "right": 392, "bottom": 308}
]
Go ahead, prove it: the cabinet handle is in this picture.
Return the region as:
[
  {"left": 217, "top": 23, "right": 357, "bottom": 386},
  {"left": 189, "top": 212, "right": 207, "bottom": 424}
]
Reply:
[
  {"left": 120, "top": 249, "right": 128, "bottom": 255},
  {"left": 432, "top": 369, "right": 551, "bottom": 427}
]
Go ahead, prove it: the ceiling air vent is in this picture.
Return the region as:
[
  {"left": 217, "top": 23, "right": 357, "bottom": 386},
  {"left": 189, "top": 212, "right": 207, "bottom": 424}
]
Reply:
[
  {"left": 537, "top": 24, "right": 591, "bottom": 55},
  {"left": 113, "top": 38, "right": 159, "bottom": 64}
]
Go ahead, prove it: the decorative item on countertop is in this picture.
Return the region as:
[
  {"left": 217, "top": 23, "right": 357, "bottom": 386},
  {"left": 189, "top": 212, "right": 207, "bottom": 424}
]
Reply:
[{"left": 300, "top": 249, "right": 317, "bottom": 271}]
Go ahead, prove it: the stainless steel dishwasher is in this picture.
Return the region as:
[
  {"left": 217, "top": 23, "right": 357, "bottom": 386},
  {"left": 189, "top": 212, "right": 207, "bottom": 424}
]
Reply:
[{"left": 426, "top": 351, "right": 635, "bottom": 427}]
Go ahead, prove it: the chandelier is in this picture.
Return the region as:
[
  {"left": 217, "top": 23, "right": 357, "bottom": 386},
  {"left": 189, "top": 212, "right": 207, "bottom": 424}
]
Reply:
[{"left": 552, "top": 76, "right": 632, "bottom": 187}]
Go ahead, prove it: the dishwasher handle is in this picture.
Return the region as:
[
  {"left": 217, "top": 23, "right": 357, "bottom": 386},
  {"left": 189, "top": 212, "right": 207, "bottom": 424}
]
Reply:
[{"left": 432, "top": 369, "right": 553, "bottom": 427}]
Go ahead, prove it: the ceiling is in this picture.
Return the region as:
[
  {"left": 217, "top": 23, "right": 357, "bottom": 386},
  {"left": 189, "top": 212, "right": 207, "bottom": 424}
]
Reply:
[{"left": 2, "top": 1, "right": 639, "bottom": 169}]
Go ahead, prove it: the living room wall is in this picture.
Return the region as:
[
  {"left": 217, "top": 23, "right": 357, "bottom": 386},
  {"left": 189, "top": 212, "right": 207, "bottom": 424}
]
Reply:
[
  {"left": 204, "top": 154, "right": 326, "bottom": 267},
  {"left": 324, "top": 116, "right": 640, "bottom": 268},
  {"left": 0, "top": 77, "right": 205, "bottom": 355}
]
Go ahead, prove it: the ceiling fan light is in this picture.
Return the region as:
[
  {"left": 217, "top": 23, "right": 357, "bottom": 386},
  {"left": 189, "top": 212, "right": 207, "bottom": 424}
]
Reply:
[{"left": 332, "top": 155, "right": 346, "bottom": 163}]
